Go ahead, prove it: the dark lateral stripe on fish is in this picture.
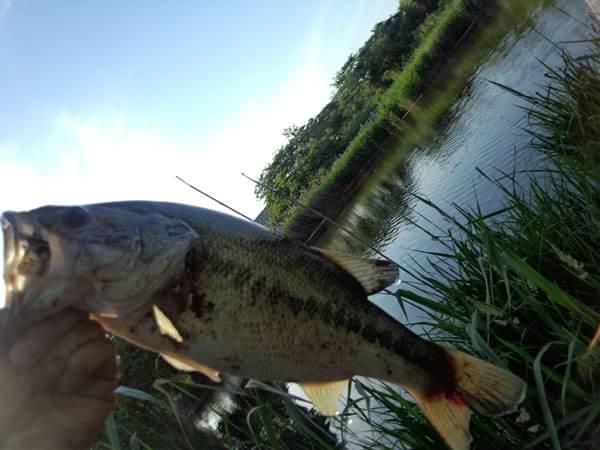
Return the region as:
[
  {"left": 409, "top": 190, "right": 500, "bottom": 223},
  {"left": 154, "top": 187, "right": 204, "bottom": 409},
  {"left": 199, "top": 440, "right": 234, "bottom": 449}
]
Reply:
[{"left": 186, "top": 243, "right": 455, "bottom": 391}]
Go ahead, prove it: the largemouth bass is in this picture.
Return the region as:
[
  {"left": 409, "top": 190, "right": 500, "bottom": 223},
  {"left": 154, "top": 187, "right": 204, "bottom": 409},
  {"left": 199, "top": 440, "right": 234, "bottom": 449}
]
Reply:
[{"left": 1, "top": 201, "right": 526, "bottom": 450}]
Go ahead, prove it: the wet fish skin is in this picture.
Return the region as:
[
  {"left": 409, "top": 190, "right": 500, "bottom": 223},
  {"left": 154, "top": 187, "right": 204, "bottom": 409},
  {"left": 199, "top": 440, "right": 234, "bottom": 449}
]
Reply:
[
  {"left": 2, "top": 201, "right": 526, "bottom": 450},
  {"left": 100, "top": 232, "right": 438, "bottom": 386}
]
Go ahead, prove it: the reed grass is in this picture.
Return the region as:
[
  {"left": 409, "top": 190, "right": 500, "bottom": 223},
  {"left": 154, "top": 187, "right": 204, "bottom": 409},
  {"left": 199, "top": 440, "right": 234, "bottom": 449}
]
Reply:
[{"left": 348, "top": 31, "right": 600, "bottom": 450}]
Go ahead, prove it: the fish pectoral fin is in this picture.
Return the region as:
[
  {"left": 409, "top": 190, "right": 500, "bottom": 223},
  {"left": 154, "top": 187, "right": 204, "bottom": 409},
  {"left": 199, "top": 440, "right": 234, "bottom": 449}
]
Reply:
[
  {"left": 90, "top": 313, "right": 220, "bottom": 383},
  {"left": 160, "top": 352, "right": 221, "bottom": 383},
  {"left": 153, "top": 305, "right": 184, "bottom": 343},
  {"left": 310, "top": 247, "right": 399, "bottom": 295},
  {"left": 297, "top": 379, "right": 348, "bottom": 416}
]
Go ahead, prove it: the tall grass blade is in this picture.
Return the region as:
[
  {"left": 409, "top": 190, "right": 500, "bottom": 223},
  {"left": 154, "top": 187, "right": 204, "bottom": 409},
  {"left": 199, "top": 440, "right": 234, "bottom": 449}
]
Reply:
[
  {"left": 104, "top": 412, "right": 122, "bottom": 450},
  {"left": 533, "top": 342, "right": 561, "bottom": 450}
]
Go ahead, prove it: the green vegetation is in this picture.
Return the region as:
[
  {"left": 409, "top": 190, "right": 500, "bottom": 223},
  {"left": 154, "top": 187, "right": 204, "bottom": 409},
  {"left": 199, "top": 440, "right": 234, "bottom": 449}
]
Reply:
[{"left": 256, "top": 0, "right": 489, "bottom": 228}]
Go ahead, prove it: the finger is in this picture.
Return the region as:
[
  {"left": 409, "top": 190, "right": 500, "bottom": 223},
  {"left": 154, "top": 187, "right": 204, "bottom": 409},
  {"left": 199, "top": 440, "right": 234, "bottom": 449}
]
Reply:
[
  {"left": 8, "top": 310, "right": 87, "bottom": 367},
  {"left": 43, "top": 318, "right": 106, "bottom": 365},
  {"left": 0, "top": 360, "right": 34, "bottom": 421},
  {"left": 49, "top": 395, "right": 116, "bottom": 450},
  {"left": 57, "top": 337, "right": 118, "bottom": 398},
  {"left": 59, "top": 355, "right": 116, "bottom": 394},
  {"left": 61, "top": 378, "right": 117, "bottom": 402},
  {"left": 19, "top": 325, "right": 111, "bottom": 392},
  {"left": 65, "top": 337, "right": 118, "bottom": 381},
  {"left": 1, "top": 390, "right": 114, "bottom": 449},
  {"left": 93, "top": 343, "right": 120, "bottom": 382},
  {"left": 66, "top": 399, "right": 116, "bottom": 450},
  {"left": 0, "top": 307, "right": 22, "bottom": 350},
  {"left": 0, "top": 308, "right": 10, "bottom": 331}
]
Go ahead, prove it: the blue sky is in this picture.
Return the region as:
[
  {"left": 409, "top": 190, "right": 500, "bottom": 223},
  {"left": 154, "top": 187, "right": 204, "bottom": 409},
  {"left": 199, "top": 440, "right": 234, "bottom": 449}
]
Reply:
[{"left": 0, "top": 0, "right": 397, "bottom": 217}]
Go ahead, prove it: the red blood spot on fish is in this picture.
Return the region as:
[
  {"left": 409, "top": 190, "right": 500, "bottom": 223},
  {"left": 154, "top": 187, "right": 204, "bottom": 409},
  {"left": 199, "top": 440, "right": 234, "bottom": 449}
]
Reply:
[{"left": 447, "top": 391, "right": 467, "bottom": 409}]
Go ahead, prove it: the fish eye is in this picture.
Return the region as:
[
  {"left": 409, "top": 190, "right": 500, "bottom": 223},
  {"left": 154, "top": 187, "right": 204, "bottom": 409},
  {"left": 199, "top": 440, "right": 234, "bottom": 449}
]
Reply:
[{"left": 60, "top": 206, "right": 91, "bottom": 228}]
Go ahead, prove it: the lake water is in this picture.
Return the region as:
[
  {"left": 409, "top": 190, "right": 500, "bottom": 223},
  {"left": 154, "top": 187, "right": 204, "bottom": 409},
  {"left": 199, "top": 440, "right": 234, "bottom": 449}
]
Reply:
[{"left": 310, "top": 0, "right": 597, "bottom": 444}]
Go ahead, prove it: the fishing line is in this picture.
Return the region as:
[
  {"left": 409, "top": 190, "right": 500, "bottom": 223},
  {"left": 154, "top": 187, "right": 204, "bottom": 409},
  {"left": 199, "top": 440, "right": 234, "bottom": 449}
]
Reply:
[
  {"left": 176, "top": 174, "right": 411, "bottom": 299},
  {"left": 241, "top": 172, "right": 410, "bottom": 275},
  {"left": 175, "top": 176, "right": 286, "bottom": 239}
]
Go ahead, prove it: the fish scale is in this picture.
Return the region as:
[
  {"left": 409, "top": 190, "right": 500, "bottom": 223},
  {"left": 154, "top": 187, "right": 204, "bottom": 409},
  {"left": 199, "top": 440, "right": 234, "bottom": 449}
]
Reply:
[
  {"left": 181, "top": 236, "right": 365, "bottom": 380},
  {"left": 134, "top": 233, "right": 442, "bottom": 387}
]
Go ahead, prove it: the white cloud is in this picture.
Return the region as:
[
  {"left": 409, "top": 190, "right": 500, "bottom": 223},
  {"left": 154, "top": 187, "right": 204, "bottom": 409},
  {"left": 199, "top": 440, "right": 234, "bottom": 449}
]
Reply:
[
  {"left": 0, "top": 47, "right": 333, "bottom": 228},
  {"left": 187, "top": 57, "right": 333, "bottom": 213}
]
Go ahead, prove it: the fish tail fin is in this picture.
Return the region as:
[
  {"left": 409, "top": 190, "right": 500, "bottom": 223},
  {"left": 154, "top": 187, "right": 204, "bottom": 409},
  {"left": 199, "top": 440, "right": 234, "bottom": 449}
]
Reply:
[
  {"left": 445, "top": 347, "right": 527, "bottom": 417},
  {"left": 407, "top": 347, "right": 526, "bottom": 450},
  {"left": 408, "top": 387, "right": 472, "bottom": 450}
]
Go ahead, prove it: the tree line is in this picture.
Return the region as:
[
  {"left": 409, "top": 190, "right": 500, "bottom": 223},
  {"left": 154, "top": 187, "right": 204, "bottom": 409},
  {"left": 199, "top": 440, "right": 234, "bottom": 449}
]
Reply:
[{"left": 255, "top": 0, "right": 444, "bottom": 226}]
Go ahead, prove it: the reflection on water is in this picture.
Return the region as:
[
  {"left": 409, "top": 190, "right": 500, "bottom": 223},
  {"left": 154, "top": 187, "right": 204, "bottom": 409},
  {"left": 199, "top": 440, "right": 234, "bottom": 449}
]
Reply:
[
  {"left": 330, "top": 163, "right": 417, "bottom": 257},
  {"left": 323, "top": 0, "right": 594, "bottom": 309}
]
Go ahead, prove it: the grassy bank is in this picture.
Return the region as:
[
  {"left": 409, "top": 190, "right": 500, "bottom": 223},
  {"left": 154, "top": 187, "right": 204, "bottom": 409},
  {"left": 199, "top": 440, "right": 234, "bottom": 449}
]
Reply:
[{"left": 280, "top": 0, "right": 539, "bottom": 241}]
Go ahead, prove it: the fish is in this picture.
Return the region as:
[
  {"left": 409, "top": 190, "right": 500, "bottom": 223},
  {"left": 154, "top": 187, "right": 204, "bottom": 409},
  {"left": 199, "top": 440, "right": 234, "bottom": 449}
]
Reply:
[{"left": 1, "top": 201, "right": 526, "bottom": 450}]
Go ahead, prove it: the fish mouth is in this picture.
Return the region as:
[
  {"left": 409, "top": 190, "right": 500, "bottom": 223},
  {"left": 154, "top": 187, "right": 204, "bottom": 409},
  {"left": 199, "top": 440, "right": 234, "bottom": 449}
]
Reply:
[
  {"left": 1, "top": 211, "right": 53, "bottom": 314},
  {"left": 2, "top": 212, "right": 20, "bottom": 306},
  {"left": 2, "top": 213, "right": 16, "bottom": 269}
]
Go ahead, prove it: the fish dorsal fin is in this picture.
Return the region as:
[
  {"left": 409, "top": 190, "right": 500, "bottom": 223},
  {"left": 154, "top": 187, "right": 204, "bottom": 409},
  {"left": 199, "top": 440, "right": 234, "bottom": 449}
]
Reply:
[
  {"left": 161, "top": 352, "right": 221, "bottom": 383},
  {"left": 153, "top": 305, "right": 184, "bottom": 343},
  {"left": 297, "top": 380, "right": 348, "bottom": 416},
  {"left": 311, "top": 247, "right": 399, "bottom": 295}
]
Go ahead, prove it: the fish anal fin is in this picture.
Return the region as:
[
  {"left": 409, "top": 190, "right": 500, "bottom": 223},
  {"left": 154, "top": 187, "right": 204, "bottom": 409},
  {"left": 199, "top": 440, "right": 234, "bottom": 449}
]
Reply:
[
  {"left": 297, "top": 379, "right": 348, "bottom": 416},
  {"left": 311, "top": 247, "right": 399, "bottom": 295},
  {"left": 161, "top": 352, "right": 221, "bottom": 383},
  {"left": 408, "top": 387, "right": 472, "bottom": 450}
]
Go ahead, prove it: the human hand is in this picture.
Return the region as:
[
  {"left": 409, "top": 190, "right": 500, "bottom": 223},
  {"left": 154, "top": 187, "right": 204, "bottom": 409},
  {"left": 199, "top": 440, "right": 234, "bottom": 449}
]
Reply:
[{"left": 0, "top": 308, "right": 119, "bottom": 449}]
